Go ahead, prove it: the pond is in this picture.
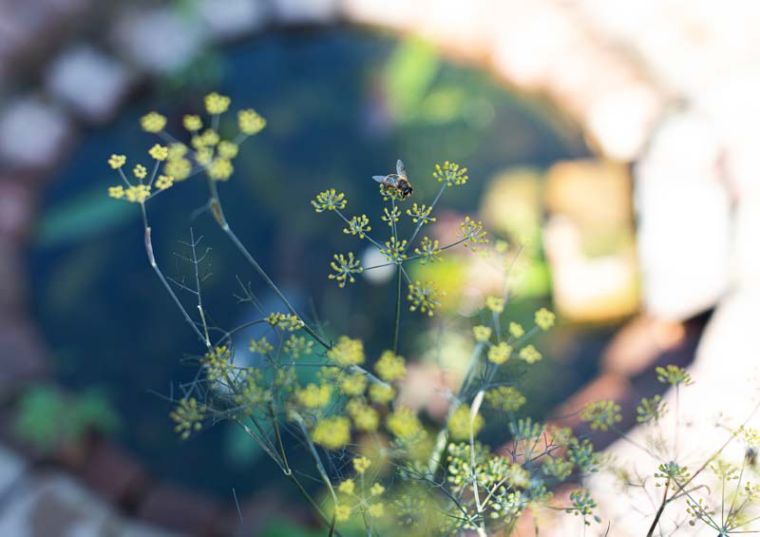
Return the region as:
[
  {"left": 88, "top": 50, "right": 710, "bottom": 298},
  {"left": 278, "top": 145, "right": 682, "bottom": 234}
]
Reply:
[{"left": 28, "top": 28, "right": 595, "bottom": 501}]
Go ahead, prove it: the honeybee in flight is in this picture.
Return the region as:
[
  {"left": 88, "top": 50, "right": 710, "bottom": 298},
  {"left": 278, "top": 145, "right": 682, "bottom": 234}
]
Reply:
[{"left": 372, "top": 159, "right": 413, "bottom": 200}]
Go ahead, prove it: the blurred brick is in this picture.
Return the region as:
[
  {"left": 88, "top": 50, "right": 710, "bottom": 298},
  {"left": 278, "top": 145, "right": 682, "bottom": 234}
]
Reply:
[
  {"left": 272, "top": 0, "right": 340, "bottom": 24},
  {"left": 197, "top": 0, "right": 269, "bottom": 40},
  {"left": 0, "top": 319, "right": 49, "bottom": 400},
  {"left": 0, "top": 445, "right": 27, "bottom": 495},
  {"left": 81, "top": 440, "right": 149, "bottom": 507},
  {"left": 0, "top": 472, "right": 118, "bottom": 536},
  {"left": 0, "top": 96, "right": 74, "bottom": 171},
  {"left": 602, "top": 316, "right": 686, "bottom": 377},
  {"left": 0, "top": 180, "right": 35, "bottom": 240},
  {"left": 46, "top": 46, "right": 135, "bottom": 124},
  {"left": 0, "top": 237, "right": 26, "bottom": 314},
  {"left": 636, "top": 112, "right": 730, "bottom": 321},
  {"left": 113, "top": 8, "right": 207, "bottom": 75},
  {"left": 116, "top": 520, "right": 184, "bottom": 537},
  {"left": 138, "top": 485, "right": 227, "bottom": 536}
]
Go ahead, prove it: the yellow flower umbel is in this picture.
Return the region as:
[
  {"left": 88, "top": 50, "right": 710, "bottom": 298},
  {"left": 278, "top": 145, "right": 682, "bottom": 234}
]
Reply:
[
  {"left": 374, "top": 351, "right": 406, "bottom": 382},
  {"left": 338, "top": 479, "right": 356, "bottom": 495},
  {"left": 155, "top": 175, "right": 174, "bottom": 191},
  {"left": 485, "top": 295, "right": 505, "bottom": 314},
  {"left": 353, "top": 456, "right": 371, "bottom": 474},
  {"left": 369, "top": 383, "right": 395, "bottom": 405},
  {"left": 488, "top": 342, "right": 512, "bottom": 365},
  {"left": 170, "top": 397, "right": 206, "bottom": 440},
  {"left": 148, "top": 144, "right": 169, "bottom": 161},
  {"left": 485, "top": 386, "right": 526, "bottom": 413},
  {"left": 447, "top": 404, "right": 484, "bottom": 441},
  {"left": 312, "top": 416, "right": 351, "bottom": 450},
  {"left": 535, "top": 308, "right": 556, "bottom": 330},
  {"left": 407, "top": 281, "right": 441, "bottom": 317},
  {"left": 183, "top": 114, "right": 202, "bottom": 131},
  {"left": 239, "top": 109, "right": 267, "bottom": 135},
  {"left": 125, "top": 184, "right": 150, "bottom": 203},
  {"left": 386, "top": 407, "right": 424, "bottom": 441},
  {"left": 339, "top": 372, "right": 367, "bottom": 396},
  {"left": 108, "top": 185, "right": 125, "bottom": 199},
  {"left": 347, "top": 401, "right": 379, "bottom": 432},
  {"left": 472, "top": 325, "right": 492, "bottom": 343},
  {"left": 518, "top": 344, "right": 542, "bottom": 364},
  {"left": 204, "top": 92, "right": 231, "bottom": 115},
  {"left": 328, "top": 336, "right": 365, "bottom": 366},
  {"left": 140, "top": 111, "right": 166, "bottom": 133},
  {"left": 108, "top": 154, "right": 126, "bottom": 169},
  {"left": 334, "top": 504, "right": 352, "bottom": 522},
  {"left": 509, "top": 322, "right": 525, "bottom": 338},
  {"left": 296, "top": 383, "right": 332, "bottom": 409}
]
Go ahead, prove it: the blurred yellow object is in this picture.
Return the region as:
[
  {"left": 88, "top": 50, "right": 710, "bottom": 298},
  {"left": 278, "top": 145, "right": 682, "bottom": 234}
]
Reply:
[{"left": 544, "top": 159, "right": 639, "bottom": 322}]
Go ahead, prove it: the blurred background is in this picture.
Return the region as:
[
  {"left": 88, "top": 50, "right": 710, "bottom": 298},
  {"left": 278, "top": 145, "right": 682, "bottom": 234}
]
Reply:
[{"left": 1, "top": 0, "right": 759, "bottom": 535}]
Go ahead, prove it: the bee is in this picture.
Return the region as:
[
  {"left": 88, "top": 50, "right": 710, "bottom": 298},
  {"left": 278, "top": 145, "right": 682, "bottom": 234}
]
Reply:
[{"left": 372, "top": 159, "right": 413, "bottom": 200}]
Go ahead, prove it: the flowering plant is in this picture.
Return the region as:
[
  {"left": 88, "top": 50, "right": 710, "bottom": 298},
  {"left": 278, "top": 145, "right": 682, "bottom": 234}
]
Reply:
[{"left": 105, "top": 93, "right": 760, "bottom": 536}]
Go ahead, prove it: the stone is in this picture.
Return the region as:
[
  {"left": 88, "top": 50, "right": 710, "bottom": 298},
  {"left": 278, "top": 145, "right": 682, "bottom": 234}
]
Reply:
[
  {"left": 196, "top": 0, "right": 269, "bottom": 40},
  {"left": 635, "top": 112, "right": 731, "bottom": 321},
  {"left": 112, "top": 8, "right": 207, "bottom": 75},
  {"left": 46, "top": 46, "right": 134, "bottom": 124},
  {"left": 0, "top": 445, "right": 26, "bottom": 495},
  {"left": 0, "top": 97, "right": 73, "bottom": 170},
  {"left": 543, "top": 160, "right": 639, "bottom": 322},
  {"left": 0, "top": 473, "right": 118, "bottom": 536},
  {"left": 601, "top": 316, "right": 686, "bottom": 377},
  {"left": 138, "top": 485, "right": 226, "bottom": 535},
  {"left": 0, "top": 180, "right": 34, "bottom": 241},
  {"left": 80, "top": 441, "right": 148, "bottom": 506},
  {"left": 115, "top": 520, "right": 183, "bottom": 537},
  {"left": 271, "top": 0, "right": 339, "bottom": 24},
  {"left": 0, "top": 318, "right": 49, "bottom": 401}
]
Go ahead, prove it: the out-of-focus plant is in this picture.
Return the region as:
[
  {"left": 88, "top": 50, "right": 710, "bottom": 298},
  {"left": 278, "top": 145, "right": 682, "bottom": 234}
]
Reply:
[
  {"left": 14, "top": 384, "right": 120, "bottom": 453},
  {"left": 103, "top": 92, "right": 760, "bottom": 536},
  {"left": 585, "top": 365, "right": 760, "bottom": 537}
]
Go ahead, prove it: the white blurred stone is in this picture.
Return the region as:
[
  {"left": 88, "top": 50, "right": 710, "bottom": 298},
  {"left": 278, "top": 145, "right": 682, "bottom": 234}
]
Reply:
[
  {"left": 635, "top": 112, "right": 730, "bottom": 321},
  {"left": 196, "top": 0, "right": 268, "bottom": 40},
  {"left": 732, "top": 192, "right": 760, "bottom": 290},
  {"left": 491, "top": 2, "right": 575, "bottom": 89},
  {"left": 0, "top": 97, "right": 72, "bottom": 169},
  {"left": 113, "top": 8, "right": 207, "bottom": 75},
  {"left": 271, "top": 0, "right": 340, "bottom": 24},
  {"left": 343, "top": 0, "right": 418, "bottom": 28},
  {"left": 46, "top": 46, "right": 134, "bottom": 124},
  {"left": 0, "top": 446, "right": 25, "bottom": 495},
  {"left": 585, "top": 85, "right": 661, "bottom": 161},
  {"left": 0, "top": 474, "right": 118, "bottom": 536},
  {"left": 116, "top": 521, "right": 183, "bottom": 537}
]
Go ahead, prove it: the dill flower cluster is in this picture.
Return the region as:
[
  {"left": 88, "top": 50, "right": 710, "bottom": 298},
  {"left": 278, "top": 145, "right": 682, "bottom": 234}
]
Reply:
[
  {"left": 170, "top": 397, "right": 206, "bottom": 440},
  {"left": 312, "top": 416, "right": 351, "bottom": 450},
  {"left": 328, "top": 336, "right": 365, "bottom": 366},
  {"left": 407, "top": 281, "right": 441, "bottom": 316},
  {"left": 447, "top": 405, "right": 484, "bottom": 441},
  {"left": 108, "top": 92, "right": 267, "bottom": 202}
]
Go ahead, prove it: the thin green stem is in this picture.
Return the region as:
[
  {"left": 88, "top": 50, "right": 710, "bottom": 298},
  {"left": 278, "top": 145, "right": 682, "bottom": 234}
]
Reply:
[
  {"left": 140, "top": 203, "right": 210, "bottom": 349},
  {"left": 408, "top": 183, "right": 445, "bottom": 246},
  {"left": 393, "top": 265, "right": 402, "bottom": 354}
]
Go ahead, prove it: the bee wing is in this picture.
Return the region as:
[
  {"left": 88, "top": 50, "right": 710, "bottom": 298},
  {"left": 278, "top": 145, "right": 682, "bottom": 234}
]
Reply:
[
  {"left": 372, "top": 175, "right": 388, "bottom": 184},
  {"left": 396, "top": 159, "right": 407, "bottom": 179}
]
